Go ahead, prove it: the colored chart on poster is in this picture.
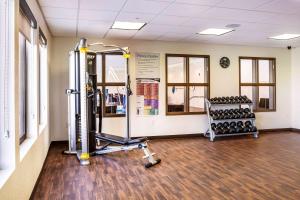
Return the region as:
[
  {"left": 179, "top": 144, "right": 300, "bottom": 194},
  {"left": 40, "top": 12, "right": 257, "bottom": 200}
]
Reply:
[{"left": 136, "top": 79, "right": 159, "bottom": 116}]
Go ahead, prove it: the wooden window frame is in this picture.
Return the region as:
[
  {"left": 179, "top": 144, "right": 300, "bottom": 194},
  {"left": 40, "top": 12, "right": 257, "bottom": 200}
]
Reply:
[
  {"left": 239, "top": 56, "right": 276, "bottom": 112},
  {"left": 166, "top": 54, "right": 210, "bottom": 116},
  {"left": 97, "top": 52, "right": 127, "bottom": 118}
]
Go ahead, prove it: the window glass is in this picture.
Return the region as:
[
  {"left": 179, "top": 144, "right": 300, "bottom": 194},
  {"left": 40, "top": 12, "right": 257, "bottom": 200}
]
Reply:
[
  {"left": 258, "top": 86, "right": 275, "bottom": 110},
  {"left": 241, "top": 86, "right": 257, "bottom": 109},
  {"left": 96, "top": 54, "right": 102, "bottom": 83},
  {"left": 105, "top": 55, "right": 126, "bottom": 82},
  {"left": 104, "top": 86, "right": 126, "bottom": 115},
  {"left": 38, "top": 44, "right": 47, "bottom": 126},
  {"left": 167, "top": 57, "right": 186, "bottom": 83},
  {"left": 189, "top": 86, "right": 207, "bottom": 112},
  {"left": 240, "top": 59, "right": 254, "bottom": 83},
  {"left": 189, "top": 57, "right": 207, "bottom": 83},
  {"left": 19, "top": 32, "right": 27, "bottom": 142},
  {"left": 167, "top": 86, "right": 186, "bottom": 113},
  {"left": 259, "top": 60, "right": 274, "bottom": 83}
]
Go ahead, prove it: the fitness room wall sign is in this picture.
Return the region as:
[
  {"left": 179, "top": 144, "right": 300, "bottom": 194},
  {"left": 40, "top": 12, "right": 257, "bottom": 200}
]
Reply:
[{"left": 135, "top": 52, "right": 160, "bottom": 116}]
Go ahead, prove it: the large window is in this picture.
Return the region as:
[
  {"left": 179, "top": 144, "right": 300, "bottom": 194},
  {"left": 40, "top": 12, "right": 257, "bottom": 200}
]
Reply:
[
  {"left": 166, "top": 54, "right": 210, "bottom": 115},
  {"left": 97, "top": 53, "right": 127, "bottom": 117},
  {"left": 19, "top": 1, "right": 37, "bottom": 144},
  {"left": 0, "top": 0, "right": 8, "bottom": 147},
  {"left": 38, "top": 29, "right": 47, "bottom": 128},
  {"left": 239, "top": 57, "right": 276, "bottom": 112}
]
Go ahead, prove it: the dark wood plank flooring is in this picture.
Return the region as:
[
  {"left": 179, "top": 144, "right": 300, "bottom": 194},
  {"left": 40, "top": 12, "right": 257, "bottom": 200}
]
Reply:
[{"left": 31, "top": 132, "right": 300, "bottom": 200}]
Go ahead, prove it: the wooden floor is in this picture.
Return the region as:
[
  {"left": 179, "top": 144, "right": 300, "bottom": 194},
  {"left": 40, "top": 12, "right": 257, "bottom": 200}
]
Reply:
[{"left": 31, "top": 132, "right": 300, "bottom": 200}]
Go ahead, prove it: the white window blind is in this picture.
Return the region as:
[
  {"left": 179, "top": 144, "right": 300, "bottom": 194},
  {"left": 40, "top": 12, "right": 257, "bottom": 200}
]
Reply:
[{"left": 0, "top": 0, "right": 8, "bottom": 140}]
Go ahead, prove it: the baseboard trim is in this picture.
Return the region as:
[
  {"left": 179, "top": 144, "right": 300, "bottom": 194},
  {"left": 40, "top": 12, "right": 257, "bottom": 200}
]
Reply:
[
  {"left": 291, "top": 128, "right": 300, "bottom": 133},
  {"left": 50, "top": 140, "right": 68, "bottom": 145},
  {"left": 134, "top": 133, "right": 203, "bottom": 140},
  {"left": 259, "top": 128, "right": 292, "bottom": 133},
  {"left": 49, "top": 129, "right": 300, "bottom": 144}
]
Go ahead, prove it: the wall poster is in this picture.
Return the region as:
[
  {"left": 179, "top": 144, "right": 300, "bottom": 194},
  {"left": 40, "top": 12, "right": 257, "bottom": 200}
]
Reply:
[{"left": 135, "top": 52, "right": 160, "bottom": 116}]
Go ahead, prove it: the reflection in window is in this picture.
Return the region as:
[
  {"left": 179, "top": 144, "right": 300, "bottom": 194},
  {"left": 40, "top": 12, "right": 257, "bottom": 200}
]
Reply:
[
  {"left": 104, "top": 86, "right": 126, "bottom": 115},
  {"left": 168, "top": 86, "right": 186, "bottom": 112}
]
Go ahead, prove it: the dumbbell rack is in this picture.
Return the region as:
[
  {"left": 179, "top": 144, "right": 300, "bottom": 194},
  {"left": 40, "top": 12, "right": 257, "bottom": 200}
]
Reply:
[{"left": 205, "top": 98, "right": 259, "bottom": 142}]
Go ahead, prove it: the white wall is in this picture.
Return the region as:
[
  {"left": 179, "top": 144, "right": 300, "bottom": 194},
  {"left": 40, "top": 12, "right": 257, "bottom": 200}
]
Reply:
[
  {"left": 0, "top": 0, "right": 52, "bottom": 199},
  {"left": 291, "top": 48, "right": 300, "bottom": 129},
  {"left": 50, "top": 37, "right": 292, "bottom": 140}
]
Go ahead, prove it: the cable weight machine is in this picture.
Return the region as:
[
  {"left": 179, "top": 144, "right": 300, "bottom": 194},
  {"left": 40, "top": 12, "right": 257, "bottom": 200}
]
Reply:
[{"left": 64, "top": 38, "right": 161, "bottom": 168}]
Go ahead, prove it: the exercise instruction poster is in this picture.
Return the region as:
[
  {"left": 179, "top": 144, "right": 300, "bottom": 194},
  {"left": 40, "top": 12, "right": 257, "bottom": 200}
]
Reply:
[{"left": 135, "top": 53, "right": 160, "bottom": 116}]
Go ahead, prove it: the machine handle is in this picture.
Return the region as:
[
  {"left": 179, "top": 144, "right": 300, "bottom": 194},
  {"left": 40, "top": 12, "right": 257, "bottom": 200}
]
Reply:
[{"left": 66, "top": 89, "right": 80, "bottom": 95}]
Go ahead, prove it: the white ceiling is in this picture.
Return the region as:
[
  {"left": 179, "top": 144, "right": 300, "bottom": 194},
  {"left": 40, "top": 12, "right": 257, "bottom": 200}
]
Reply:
[{"left": 38, "top": 0, "right": 300, "bottom": 47}]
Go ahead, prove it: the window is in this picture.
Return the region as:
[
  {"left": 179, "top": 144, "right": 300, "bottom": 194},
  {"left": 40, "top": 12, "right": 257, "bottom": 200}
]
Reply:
[
  {"left": 0, "top": 0, "right": 16, "bottom": 178},
  {"left": 19, "top": 0, "right": 37, "bottom": 144},
  {"left": 38, "top": 29, "right": 47, "bottom": 127},
  {"left": 97, "top": 53, "right": 127, "bottom": 117},
  {"left": 0, "top": 0, "right": 7, "bottom": 143},
  {"left": 239, "top": 57, "right": 276, "bottom": 112},
  {"left": 166, "top": 54, "right": 210, "bottom": 115}
]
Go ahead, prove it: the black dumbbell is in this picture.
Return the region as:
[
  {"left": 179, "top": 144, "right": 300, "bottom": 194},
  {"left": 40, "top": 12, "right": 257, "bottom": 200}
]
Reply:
[
  {"left": 244, "top": 108, "right": 250, "bottom": 113},
  {"left": 242, "top": 121, "right": 252, "bottom": 132},
  {"left": 235, "top": 124, "right": 243, "bottom": 133},
  {"left": 215, "top": 127, "right": 222, "bottom": 135},
  {"left": 248, "top": 113, "right": 255, "bottom": 118},
  {"left": 244, "top": 112, "right": 250, "bottom": 118},
  {"left": 217, "top": 122, "right": 223, "bottom": 128},
  {"left": 239, "top": 111, "right": 246, "bottom": 119},
  {"left": 245, "top": 121, "right": 252, "bottom": 127},
  {"left": 211, "top": 123, "right": 216, "bottom": 131},
  {"left": 229, "top": 122, "right": 237, "bottom": 133},
  {"left": 223, "top": 122, "right": 229, "bottom": 128},
  {"left": 237, "top": 121, "right": 243, "bottom": 126},
  {"left": 230, "top": 121, "right": 237, "bottom": 127},
  {"left": 244, "top": 121, "right": 257, "bottom": 132}
]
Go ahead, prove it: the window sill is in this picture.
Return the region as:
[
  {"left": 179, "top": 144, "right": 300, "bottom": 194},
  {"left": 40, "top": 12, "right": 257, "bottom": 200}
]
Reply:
[
  {"left": 254, "top": 109, "right": 276, "bottom": 113},
  {"left": 0, "top": 168, "right": 14, "bottom": 189},
  {"left": 39, "top": 123, "right": 47, "bottom": 134},
  {"left": 20, "top": 137, "right": 36, "bottom": 161}
]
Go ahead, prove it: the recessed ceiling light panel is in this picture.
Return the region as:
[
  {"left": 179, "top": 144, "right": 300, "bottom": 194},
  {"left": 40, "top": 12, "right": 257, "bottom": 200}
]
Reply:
[
  {"left": 269, "top": 34, "right": 300, "bottom": 40},
  {"left": 112, "top": 21, "right": 146, "bottom": 30},
  {"left": 198, "top": 28, "right": 234, "bottom": 36}
]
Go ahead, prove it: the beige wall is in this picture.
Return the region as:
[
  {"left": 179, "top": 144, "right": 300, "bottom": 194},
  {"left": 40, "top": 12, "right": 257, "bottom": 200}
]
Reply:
[
  {"left": 0, "top": 0, "right": 52, "bottom": 199},
  {"left": 51, "top": 37, "right": 292, "bottom": 140},
  {"left": 291, "top": 48, "right": 300, "bottom": 129}
]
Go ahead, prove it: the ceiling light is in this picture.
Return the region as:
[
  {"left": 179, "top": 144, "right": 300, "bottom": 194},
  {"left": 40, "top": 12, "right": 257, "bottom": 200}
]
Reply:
[
  {"left": 198, "top": 28, "right": 234, "bottom": 36},
  {"left": 112, "top": 21, "right": 146, "bottom": 30},
  {"left": 269, "top": 34, "right": 300, "bottom": 40}
]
